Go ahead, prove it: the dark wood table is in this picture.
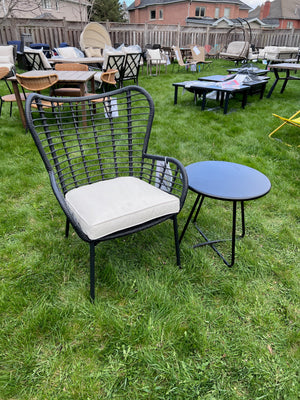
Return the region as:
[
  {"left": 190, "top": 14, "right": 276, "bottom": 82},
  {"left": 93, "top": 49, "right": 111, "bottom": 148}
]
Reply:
[
  {"left": 9, "top": 69, "right": 96, "bottom": 128},
  {"left": 267, "top": 63, "right": 300, "bottom": 98},
  {"left": 180, "top": 161, "right": 271, "bottom": 266}
]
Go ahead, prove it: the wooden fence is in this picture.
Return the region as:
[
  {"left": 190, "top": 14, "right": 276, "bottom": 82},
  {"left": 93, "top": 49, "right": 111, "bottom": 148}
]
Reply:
[{"left": 0, "top": 18, "right": 299, "bottom": 50}]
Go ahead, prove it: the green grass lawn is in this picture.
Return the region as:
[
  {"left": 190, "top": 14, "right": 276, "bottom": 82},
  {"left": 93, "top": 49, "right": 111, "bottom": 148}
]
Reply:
[{"left": 0, "top": 59, "right": 299, "bottom": 399}]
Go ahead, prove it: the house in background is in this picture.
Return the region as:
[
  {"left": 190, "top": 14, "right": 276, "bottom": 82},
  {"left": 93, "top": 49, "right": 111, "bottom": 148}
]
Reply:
[
  {"left": 0, "top": 0, "right": 89, "bottom": 22},
  {"left": 249, "top": 0, "right": 300, "bottom": 29},
  {"left": 128, "top": 0, "right": 251, "bottom": 26}
]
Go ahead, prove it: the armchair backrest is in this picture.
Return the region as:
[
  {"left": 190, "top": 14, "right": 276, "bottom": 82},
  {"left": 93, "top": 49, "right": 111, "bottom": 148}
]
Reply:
[
  {"left": 105, "top": 54, "right": 125, "bottom": 82},
  {"left": 226, "top": 41, "right": 249, "bottom": 57},
  {"left": 0, "top": 45, "right": 15, "bottom": 73},
  {"left": 16, "top": 73, "right": 59, "bottom": 91},
  {"left": 172, "top": 46, "right": 184, "bottom": 66},
  {"left": 122, "top": 53, "right": 142, "bottom": 83},
  {"left": 23, "top": 49, "right": 52, "bottom": 70},
  {"left": 0, "top": 45, "right": 14, "bottom": 65},
  {"left": 25, "top": 86, "right": 156, "bottom": 196},
  {"left": 190, "top": 45, "right": 206, "bottom": 62}
]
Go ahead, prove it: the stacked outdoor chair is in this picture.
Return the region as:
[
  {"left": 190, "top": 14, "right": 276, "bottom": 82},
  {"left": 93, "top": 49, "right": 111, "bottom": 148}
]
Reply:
[
  {"left": 25, "top": 86, "right": 188, "bottom": 301},
  {"left": 96, "top": 48, "right": 142, "bottom": 88}
]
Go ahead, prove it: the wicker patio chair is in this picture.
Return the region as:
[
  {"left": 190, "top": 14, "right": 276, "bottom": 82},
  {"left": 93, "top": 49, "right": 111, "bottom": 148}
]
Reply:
[
  {"left": 16, "top": 73, "right": 59, "bottom": 108},
  {"left": 53, "top": 63, "right": 89, "bottom": 97},
  {"left": 24, "top": 85, "right": 188, "bottom": 301},
  {"left": 0, "top": 66, "right": 26, "bottom": 116}
]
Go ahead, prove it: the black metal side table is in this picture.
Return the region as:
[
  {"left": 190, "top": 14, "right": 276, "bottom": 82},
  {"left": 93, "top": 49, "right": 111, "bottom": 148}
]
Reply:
[{"left": 180, "top": 161, "right": 271, "bottom": 266}]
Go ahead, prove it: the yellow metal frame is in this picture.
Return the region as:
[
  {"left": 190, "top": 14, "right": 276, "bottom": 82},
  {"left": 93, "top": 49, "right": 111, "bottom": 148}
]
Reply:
[{"left": 269, "top": 110, "right": 300, "bottom": 147}]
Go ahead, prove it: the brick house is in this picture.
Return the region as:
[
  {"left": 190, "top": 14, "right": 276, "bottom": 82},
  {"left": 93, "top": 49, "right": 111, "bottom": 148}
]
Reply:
[
  {"left": 127, "top": 0, "right": 251, "bottom": 26},
  {"left": 249, "top": 0, "right": 300, "bottom": 29}
]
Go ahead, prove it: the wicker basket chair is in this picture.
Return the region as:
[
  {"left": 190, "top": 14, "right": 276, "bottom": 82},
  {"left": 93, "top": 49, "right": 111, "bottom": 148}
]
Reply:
[
  {"left": 53, "top": 63, "right": 89, "bottom": 97},
  {"left": 0, "top": 67, "right": 26, "bottom": 116},
  {"left": 16, "top": 73, "right": 59, "bottom": 108},
  {"left": 25, "top": 86, "right": 188, "bottom": 301}
]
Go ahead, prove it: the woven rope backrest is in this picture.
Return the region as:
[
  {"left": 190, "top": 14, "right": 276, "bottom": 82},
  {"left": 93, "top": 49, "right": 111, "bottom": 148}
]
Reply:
[
  {"left": 16, "top": 73, "right": 59, "bottom": 91},
  {"left": 55, "top": 63, "right": 89, "bottom": 71},
  {"left": 25, "top": 86, "right": 157, "bottom": 195}
]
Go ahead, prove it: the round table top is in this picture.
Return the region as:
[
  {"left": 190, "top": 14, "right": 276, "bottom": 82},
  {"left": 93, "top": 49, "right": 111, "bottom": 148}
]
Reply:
[{"left": 186, "top": 161, "right": 271, "bottom": 201}]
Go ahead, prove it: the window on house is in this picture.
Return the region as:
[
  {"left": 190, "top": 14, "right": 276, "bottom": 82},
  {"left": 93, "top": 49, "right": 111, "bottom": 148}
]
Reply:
[
  {"left": 159, "top": 9, "right": 163, "bottom": 20},
  {"left": 43, "top": 0, "right": 52, "bottom": 9},
  {"left": 215, "top": 7, "right": 220, "bottom": 19},
  {"left": 55, "top": 0, "right": 59, "bottom": 11},
  {"left": 224, "top": 8, "right": 230, "bottom": 18},
  {"left": 195, "top": 7, "right": 205, "bottom": 17},
  {"left": 150, "top": 10, "right": 156, "bottom": 20},
  {"left": 287, "top": 21, "right": 294, "bottom": 29}
]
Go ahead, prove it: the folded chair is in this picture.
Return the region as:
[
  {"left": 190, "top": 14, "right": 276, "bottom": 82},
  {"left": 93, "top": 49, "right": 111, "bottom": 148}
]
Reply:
[
  {"left": 172, "top": 46, "right": 196, "bottom": 72},
  {"left": 269, "top": 110, "right": 300, "bottom": 147},
  {"left": 189, "top": 45, "right": 212, "bottom": 71},
  {"left": 25, "top": 86, "right": 188, "bottom": 301}
]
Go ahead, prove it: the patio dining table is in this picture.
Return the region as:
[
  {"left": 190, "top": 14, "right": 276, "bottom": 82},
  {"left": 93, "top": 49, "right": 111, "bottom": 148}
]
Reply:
[{"left": 8, "top": 69, "right": 96, "bottom": 128}]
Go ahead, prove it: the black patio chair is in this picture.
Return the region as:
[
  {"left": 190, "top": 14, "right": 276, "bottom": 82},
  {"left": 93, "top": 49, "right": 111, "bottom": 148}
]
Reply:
[
  {"left": 104, "top": 53, "right": 126, "bottom": 87},
  {"left": 25, "top": 86, "right": 188, "bottom": 301},
  {"left": 120, "top": 53, "right": 142, "bottom": 87}
]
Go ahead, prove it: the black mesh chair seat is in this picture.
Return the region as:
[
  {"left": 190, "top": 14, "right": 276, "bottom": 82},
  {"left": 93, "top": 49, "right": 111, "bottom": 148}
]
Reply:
[{"left": 25, "top": 85, "right": 188, "bottom": 301}]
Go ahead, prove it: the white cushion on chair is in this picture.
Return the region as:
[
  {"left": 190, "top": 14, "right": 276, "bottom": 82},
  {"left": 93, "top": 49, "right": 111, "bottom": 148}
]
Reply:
[{"left": 65, "top": 176, "right": 179, "bottom": 240}]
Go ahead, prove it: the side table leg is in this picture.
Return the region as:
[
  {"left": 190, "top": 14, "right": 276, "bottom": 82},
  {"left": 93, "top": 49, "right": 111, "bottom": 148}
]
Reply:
[{"left": 179, "top": 193, "right": 201, "bottom": 243}]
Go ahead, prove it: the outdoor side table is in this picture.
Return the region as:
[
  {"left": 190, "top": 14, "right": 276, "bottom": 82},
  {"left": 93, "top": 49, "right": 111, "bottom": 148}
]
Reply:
[{"left": 180, "top": 161, "right": 271, "bottom": 267}]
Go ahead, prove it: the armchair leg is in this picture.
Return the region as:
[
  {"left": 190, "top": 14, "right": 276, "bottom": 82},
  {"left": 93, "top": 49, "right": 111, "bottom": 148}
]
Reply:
[
  {"left": 173, "top": 216, "right": 181, "bottom": 268},
  {"left": 90, "top": 242, "right": 95, "bottom": 302}
]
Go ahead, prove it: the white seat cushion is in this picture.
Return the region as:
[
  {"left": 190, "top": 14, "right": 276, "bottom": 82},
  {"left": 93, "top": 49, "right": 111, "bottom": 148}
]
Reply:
[{"left": 65, "top": 176, "right": 179, "bottom": 240}]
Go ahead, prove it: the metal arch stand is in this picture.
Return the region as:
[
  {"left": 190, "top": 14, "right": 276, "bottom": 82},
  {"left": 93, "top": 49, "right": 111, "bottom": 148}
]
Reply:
[{"left": 180, "top": 194, "right": 246, "bottom": 267}]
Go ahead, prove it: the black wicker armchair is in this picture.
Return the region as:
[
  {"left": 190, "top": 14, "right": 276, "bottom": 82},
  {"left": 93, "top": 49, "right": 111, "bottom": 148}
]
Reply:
[{"left": 25, "top": 85, "right": 188, "bottom": 300}]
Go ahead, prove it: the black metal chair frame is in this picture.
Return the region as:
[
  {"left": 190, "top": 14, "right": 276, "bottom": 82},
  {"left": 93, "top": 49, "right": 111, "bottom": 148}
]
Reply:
[
  {"left": 104, "top": 54, "right": 125, "bottom": 87},
  {"left": 25, "top": 85, "right": 188, "bottom": 301},
  {"left": 23, "top": 51, "right": 52, "bottom": 71},
  {"left": 121, "top": 53, "right": 142, "bottom": 87}
]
